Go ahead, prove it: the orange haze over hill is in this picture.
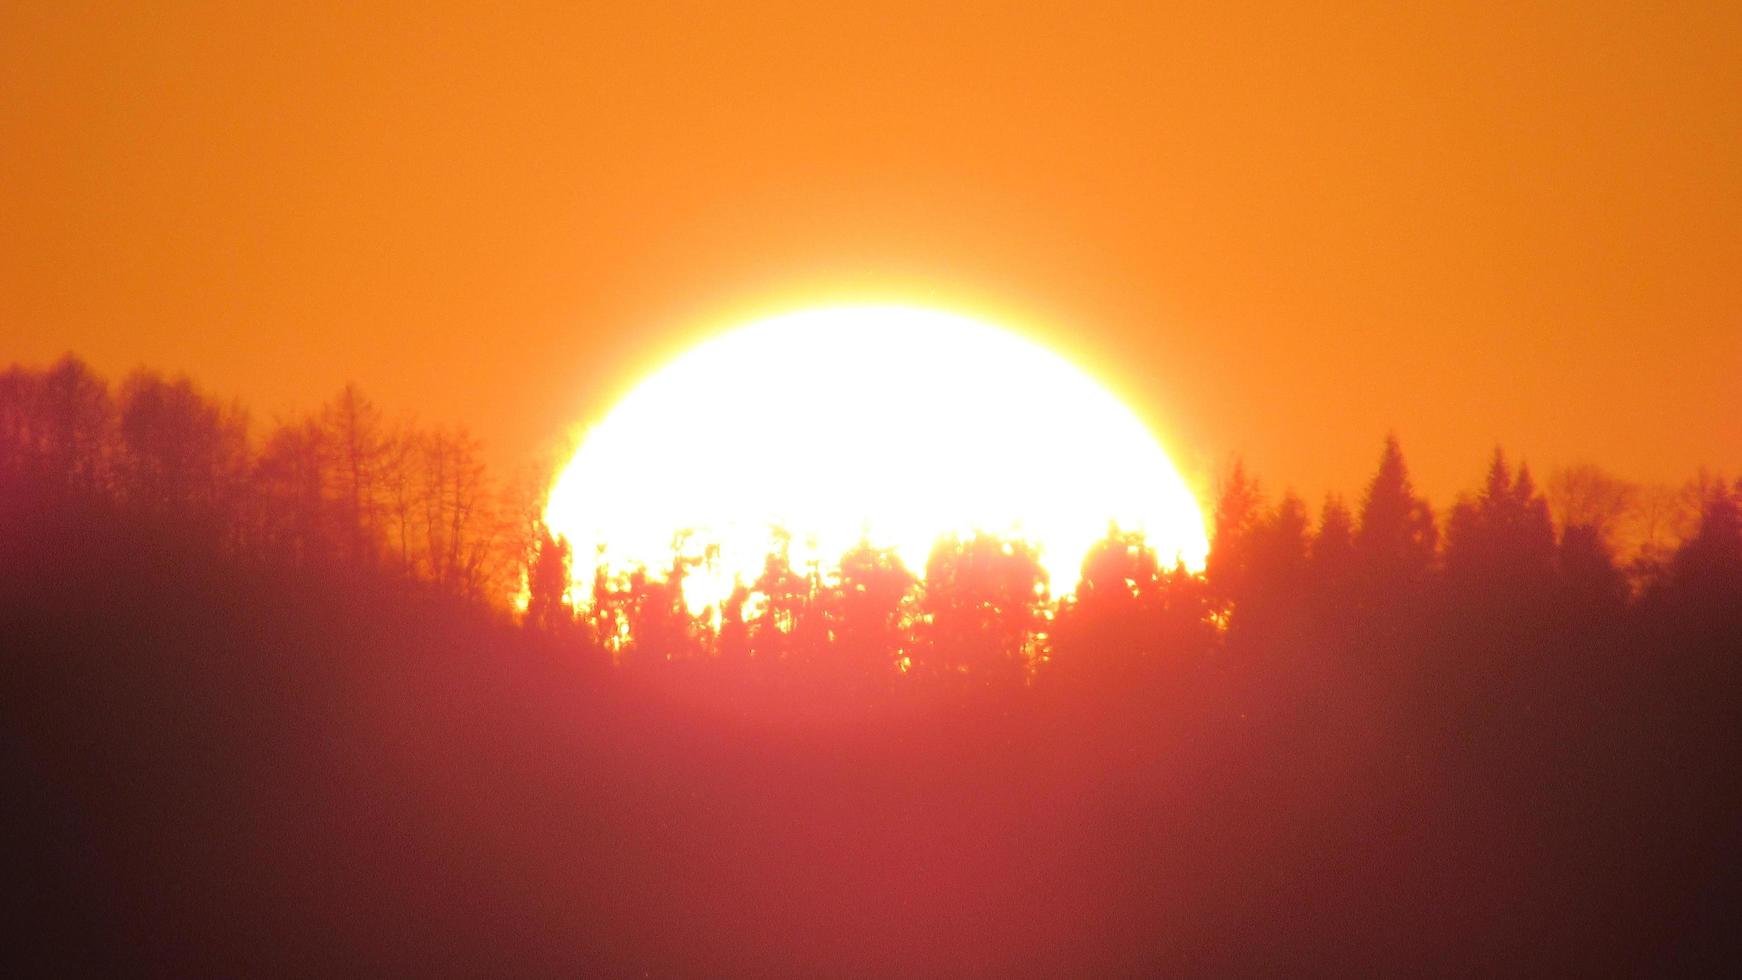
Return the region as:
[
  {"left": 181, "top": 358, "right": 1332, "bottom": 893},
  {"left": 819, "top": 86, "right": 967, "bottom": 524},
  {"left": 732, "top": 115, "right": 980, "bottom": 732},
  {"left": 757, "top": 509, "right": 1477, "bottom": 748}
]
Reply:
[{"left": 3, "top": 2, "right": 1738, "bottom": 504}]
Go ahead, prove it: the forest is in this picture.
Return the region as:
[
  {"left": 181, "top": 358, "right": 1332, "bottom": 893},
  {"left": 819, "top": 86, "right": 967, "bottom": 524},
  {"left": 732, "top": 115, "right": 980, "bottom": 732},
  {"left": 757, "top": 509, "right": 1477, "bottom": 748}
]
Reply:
[{"left": 5, "top": 353, "right": 1739, "bottom": 973}]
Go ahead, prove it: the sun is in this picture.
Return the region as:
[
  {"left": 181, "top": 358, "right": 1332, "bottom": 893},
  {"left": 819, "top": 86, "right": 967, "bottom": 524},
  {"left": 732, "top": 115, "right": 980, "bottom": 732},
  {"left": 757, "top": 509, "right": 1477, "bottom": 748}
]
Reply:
[{"left": 544, "top": 306, "right": 1208, "bottom": 611}]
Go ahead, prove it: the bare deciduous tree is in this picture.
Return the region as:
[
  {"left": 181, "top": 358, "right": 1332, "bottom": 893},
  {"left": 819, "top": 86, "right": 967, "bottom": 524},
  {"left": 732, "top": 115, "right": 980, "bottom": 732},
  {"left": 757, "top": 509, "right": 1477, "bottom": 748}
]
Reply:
[{"left": 1548, "top": 463, "right": 1638, "bottom": 545}]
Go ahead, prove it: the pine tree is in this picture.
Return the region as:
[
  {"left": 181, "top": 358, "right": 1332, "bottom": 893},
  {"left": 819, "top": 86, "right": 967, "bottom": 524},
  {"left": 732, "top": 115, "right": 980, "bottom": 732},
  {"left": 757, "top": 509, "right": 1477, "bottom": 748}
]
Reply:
[
  {"left": 1207, "top": 459, "right": 1264, "bottom": 607},
  {"left": 1444, "top": 448, "right": 1555, "bottom": 592},
  {"left": 1354, "top": 433, "right": 1437, "bottom": 592}
]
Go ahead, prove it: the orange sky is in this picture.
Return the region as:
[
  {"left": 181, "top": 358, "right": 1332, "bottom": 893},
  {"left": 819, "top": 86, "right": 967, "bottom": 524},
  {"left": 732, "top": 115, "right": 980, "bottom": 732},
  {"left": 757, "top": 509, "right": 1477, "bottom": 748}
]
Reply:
[{"left": 4, "top": 2, "right": 1738, "bottom": 507}]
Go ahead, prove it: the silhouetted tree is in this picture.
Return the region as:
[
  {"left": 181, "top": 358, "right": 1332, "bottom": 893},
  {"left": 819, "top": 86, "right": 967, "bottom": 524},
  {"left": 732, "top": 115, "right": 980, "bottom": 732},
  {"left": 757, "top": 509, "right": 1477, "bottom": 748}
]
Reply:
[
  {"left": 1547, "top": 464, "right": 1636, "bottom": 613},
  {"left": 250, "top": 418, "right": 331, "bottom": 563},
  {"left": 320, "top": 384, "right": 386, "bottom": 566},
  {"left": 417, "top": 426, "right": 498, "bottom": 597},
  {"left": 828, "top": 540, "right": 918, "bottom": 679},
  {"left": 1252, "top": 493, "right": 1311, "bottom": 590},
  {"left": 1548, "top": 463, "right": 1636, "bottom": 547},
  {"left": 1627, "top": 481, "right": 1700, "bottom": 591},
  {"left": 1354, "top": 433, "right": 1437, "bottom": 600},
  {"left": 1076, "top": 526, "right": 1161, "bottom": 610},
  {"left": 500, "top": 458, "right": 561, "bottom": 621},
  {"left": 525, "top": 526, "right": 574, "bottom": 633},
  {"left": 587, "top": 551, "right": 628, "bottom": 655},
  {"left": 1444, "top": 449, "right": 1556, "bottom": 590},
  {"left": 717, "top": 579, "right": 752, "bottom": 663},
  {"left": 1234, "top": 491, "right": 1312, "bottom": 643},
  {"left": 0, "top": 365, "right": 35, "bottom": 477},
  {"left": 1312, "top": 496, "right": 1354, "bottom": 559},
  {"left": 1206, "top": 459, "right": 1264, "bottom": 610},
  {"left": 1053, "top": 527, "right": 1214, "bottom": 675},
  {"left": 379, "top": 421, "right": 421, "bottom": 570},
  {"left": 1558, "top": 523, "right": 1628, "bottom": 616},
  {"left": 621, "top": 552, "right": 703, "bottom": 667},
  {"left": 717, "top": 577, "right": 752, "bottom": 664},
  {"left": 113, "top": 370, "right": 250, "bottom": 531},
  {"left": 1665, "top": 481, "right": 1742, "bottom": 606},
  {"left": 918, "top": 532, "right": 1047, "bottom": 685},
  {"left": 1055, "top": 527, "right": 1162, "bottom": 673},
  {"left": 2, "top": 358, "right": 107, "bottom": 491},
  {"left": 39, "top": 355, "right": 113, "bottom": 492},
  {"left": 747, "top": 528, "right": 811, "bottom": 664},
  {"left": 12, "top": 350, "right": 1742, "bottom": 974}
]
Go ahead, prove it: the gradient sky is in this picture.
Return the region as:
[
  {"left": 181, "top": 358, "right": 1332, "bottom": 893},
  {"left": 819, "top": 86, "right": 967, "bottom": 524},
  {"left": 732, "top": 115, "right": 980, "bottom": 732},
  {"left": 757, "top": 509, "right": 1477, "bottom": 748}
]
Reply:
[{"left": 4, "top": 2, "right": 1738, "bottom": 506}]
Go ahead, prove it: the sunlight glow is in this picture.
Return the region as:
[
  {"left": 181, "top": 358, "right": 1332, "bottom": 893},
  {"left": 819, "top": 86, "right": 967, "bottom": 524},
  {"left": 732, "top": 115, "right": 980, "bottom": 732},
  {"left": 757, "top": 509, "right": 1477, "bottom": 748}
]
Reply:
[{"left": 544, "top": 306, "right": 1208, "bottom": 611}]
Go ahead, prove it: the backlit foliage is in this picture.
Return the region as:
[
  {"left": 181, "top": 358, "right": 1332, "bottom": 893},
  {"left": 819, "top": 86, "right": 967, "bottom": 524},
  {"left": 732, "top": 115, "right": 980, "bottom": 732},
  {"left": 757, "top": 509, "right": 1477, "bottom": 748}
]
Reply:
[{"left": 4, "top": 354, "right": 1738, "bottom": 687}]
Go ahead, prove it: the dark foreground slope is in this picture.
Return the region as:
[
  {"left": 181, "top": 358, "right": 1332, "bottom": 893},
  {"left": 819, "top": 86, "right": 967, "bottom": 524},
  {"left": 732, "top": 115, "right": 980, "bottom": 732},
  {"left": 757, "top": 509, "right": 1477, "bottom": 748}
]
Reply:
[{"left": 5, "top": 493, "right": 1739, "bottom": 976}]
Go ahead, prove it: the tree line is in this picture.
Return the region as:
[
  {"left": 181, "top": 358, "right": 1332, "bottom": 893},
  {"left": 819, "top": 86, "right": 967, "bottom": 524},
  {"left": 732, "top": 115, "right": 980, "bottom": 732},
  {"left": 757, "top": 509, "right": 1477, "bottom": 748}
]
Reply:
[
  {"left": 6, "top": 352, "right": 1739, "bottom": 973},
  {"left": 2, "top": 354, "right": 544, "bottom": 603},
  {"left": 530, "top": 433, "right": 1740, "bottom": 684},
  {"left": 5, "top": 353, "right": 1738, "bottom": 684}
]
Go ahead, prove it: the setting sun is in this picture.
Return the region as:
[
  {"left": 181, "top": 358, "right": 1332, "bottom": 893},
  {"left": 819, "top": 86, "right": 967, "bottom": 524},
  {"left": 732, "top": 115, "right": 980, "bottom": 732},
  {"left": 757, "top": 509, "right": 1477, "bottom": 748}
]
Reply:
[
  {"left": 11, "top": 4, "right": 1740, "bottom": 970},
  {"left": 544, "top": 306, "right": 1208, "bottom": 610}
]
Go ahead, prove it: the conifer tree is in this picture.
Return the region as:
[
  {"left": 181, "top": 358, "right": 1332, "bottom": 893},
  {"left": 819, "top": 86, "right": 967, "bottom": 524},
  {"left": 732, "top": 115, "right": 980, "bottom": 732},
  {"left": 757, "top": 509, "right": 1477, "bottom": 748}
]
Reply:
[{"left": 1354, "top": 433, "right": 1437, "bottom": 591}]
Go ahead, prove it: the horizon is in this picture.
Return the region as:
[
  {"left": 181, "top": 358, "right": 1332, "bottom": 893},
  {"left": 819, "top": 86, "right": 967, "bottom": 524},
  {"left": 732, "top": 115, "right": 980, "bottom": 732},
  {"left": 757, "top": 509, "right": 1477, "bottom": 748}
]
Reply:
[
  {"left": 5, "top": 3, "right": 1739, "bottom": 974},
  {"left": 5, "top": 3, "right": 1738, "bottom": 506}
]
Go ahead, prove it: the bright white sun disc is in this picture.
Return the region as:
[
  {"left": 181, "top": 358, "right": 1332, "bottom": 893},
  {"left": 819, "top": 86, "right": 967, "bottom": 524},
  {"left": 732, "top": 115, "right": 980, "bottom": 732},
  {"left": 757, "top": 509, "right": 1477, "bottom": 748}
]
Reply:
[{"left": 544, "top": 306, "right": 1208, "bottom": 609}]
